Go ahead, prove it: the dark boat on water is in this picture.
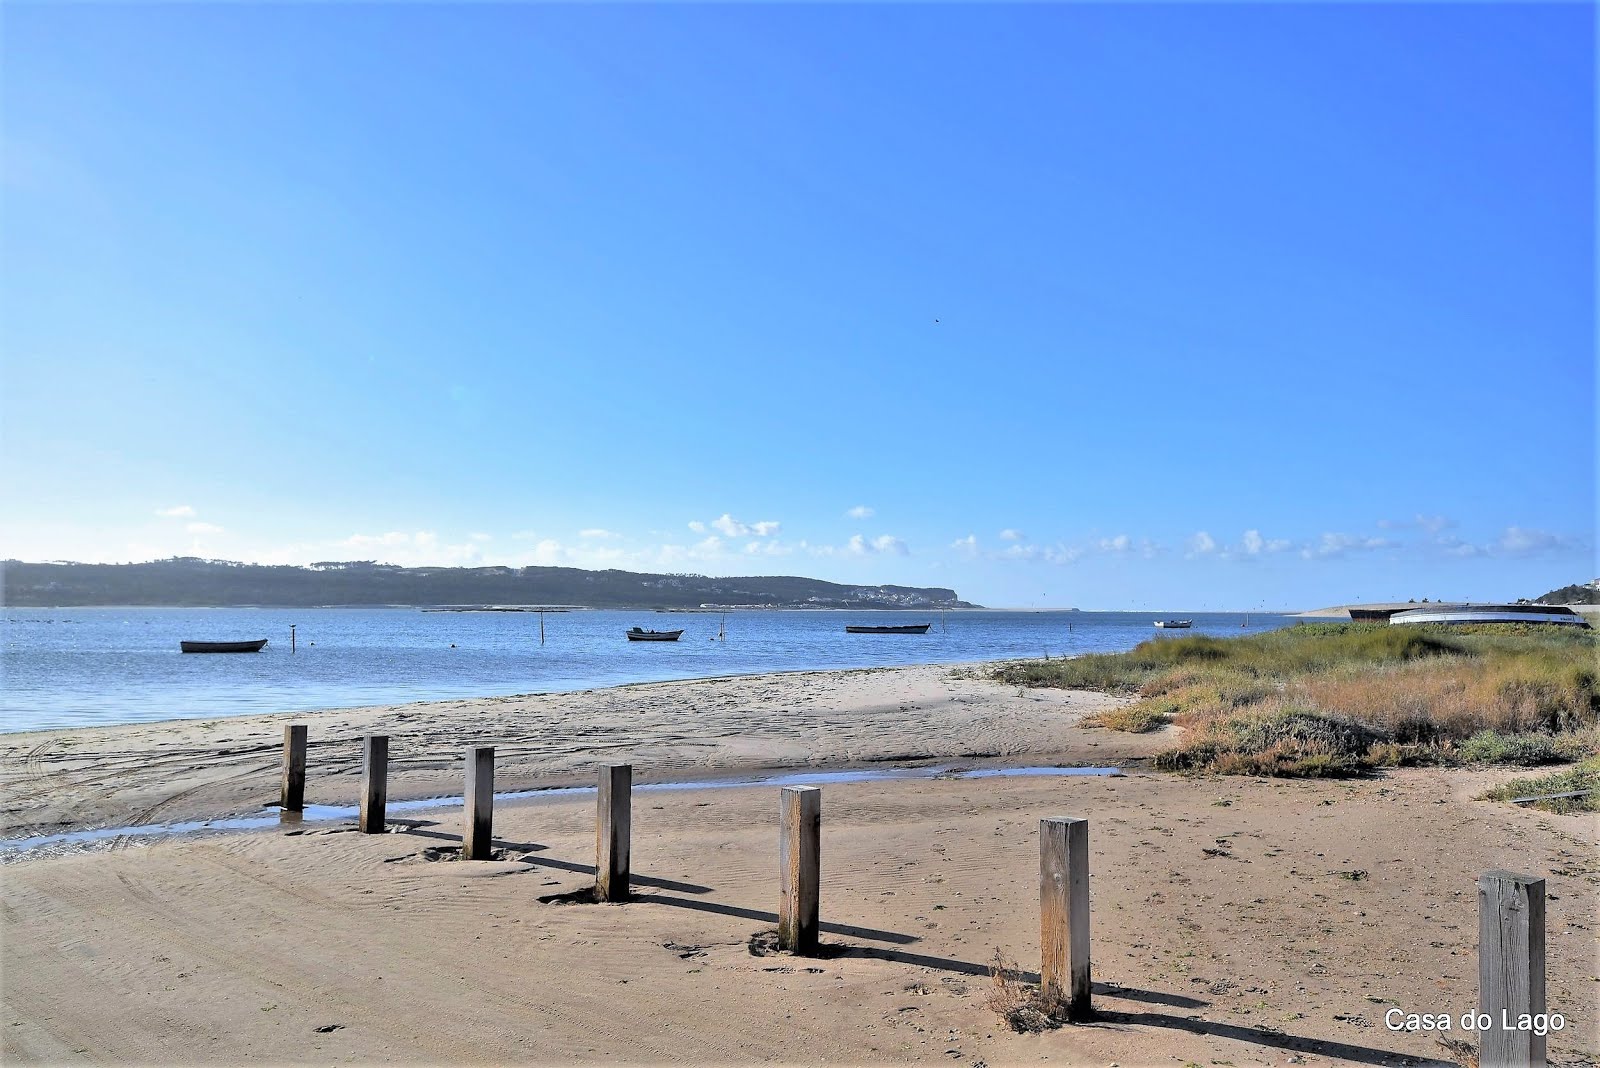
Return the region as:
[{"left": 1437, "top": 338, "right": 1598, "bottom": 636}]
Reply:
[
  {"left": 626, "top": 628, "right": 684, "bottom": 642},
  {"left": 180, "top": 639, "right": 269, "bottom": 653},
  {"left": 845, "top": 624, "right": 931, "bottom": 634}
]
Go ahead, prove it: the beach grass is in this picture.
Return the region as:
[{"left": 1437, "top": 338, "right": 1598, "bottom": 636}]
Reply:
[
  {"left": 1476, "top": 757, "right": 1600, "bottom": 814},
  {"left": 996, "top": 623, "right": 1600, "bottom": 778}
]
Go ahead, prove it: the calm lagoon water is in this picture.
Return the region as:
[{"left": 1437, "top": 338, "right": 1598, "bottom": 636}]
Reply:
[{"left": 1, "top": 608, "right": 1296, "bottom": 733}]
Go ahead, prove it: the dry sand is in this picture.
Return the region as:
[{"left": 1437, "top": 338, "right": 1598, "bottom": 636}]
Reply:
[{"left": 2, "top": 663, "right": 1597, "bottom": 1067}]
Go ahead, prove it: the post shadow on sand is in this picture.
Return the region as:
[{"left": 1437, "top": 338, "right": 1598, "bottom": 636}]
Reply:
[
  {"left": 628, "top": 893, "right": 1429, "bottom": 1066},
  {"left": 393, "top": 823, "right": 716, "bottom": 896},
  {"left": 1085, "top": 1009, "right": 1450, "bottom": 1067},
  {"left": 383, "top": 822, "right": 1422, "bottom": 1065},
  {"left": 627, "top": 890, "right": 919, "bottom": 945}
]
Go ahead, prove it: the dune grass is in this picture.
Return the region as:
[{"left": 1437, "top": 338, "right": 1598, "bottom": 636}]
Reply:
[
  {"left": 995, "top": 623, "right": 1599, "bottom": 779},
  {"left": 1477, "top": 757, "right": 1600, "bottom": 814}
]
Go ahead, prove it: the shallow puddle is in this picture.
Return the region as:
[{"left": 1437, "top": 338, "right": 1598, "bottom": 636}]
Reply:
[{"left": 0, "top": 764, "right": 1119, "bottom": 857}]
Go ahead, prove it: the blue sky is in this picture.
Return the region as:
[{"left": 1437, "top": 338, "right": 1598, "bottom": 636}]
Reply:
[{"left": 2, "top": 3, "right": 1593, "bottom": 609}]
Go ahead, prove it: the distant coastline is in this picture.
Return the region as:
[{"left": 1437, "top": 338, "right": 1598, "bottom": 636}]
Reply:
[{"left": 0, "top": 557, "right": 980, "bottom": 611}]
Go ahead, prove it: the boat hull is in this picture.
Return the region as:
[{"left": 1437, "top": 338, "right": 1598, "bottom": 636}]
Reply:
[
  {"left": 1389, "top": 606, "right": 1589, "bottom": 628},
  {"left": 180, "top": 639, "right": 269, "bottom": 653},
  {"left": 1153, "top": 621, "right": 1192, "bottom": 629},
  {"left": 844, "top": 624, "right": 931, "bottom": 634},
  {"left": 626, "top": 629, "right": 684, "bottom": 642}
]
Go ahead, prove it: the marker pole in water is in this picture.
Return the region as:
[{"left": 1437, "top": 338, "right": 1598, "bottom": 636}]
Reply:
[{"left": 290, "top": 624, "right": 296, "bottom": 654}]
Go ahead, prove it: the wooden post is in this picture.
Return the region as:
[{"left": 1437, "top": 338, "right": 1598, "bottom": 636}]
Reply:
[
  {"left": 540, "top": 609, "right": 545, "bottom": 645},
  {"left": 595, "top": 764, "right": 632, "bottom": 901},
  {"left": 463, "top": 746, "right": 495, "bottom": 859},
  {"left": 778, "top": 786, "right": 821, "bottom": 955},
  {"left": 1478, "top": 871, "right": 1546, "bottom": 1068},
  {"left": 1040, "top": 816, "right": 1091, "bottom": 1020},
  {"left": 290, "top": 624, "right": 296, "bottom": 654},
  {"left": 359, "top": 735, "right": 388, "bottom": 834},
  {"left": 280, "top": 724, "right": 307, "bottom": 812}
]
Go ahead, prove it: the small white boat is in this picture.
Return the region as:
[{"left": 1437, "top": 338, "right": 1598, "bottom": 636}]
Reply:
[
  {"left": 626, "top": 627, "right": 684, "bottom": 642},
  {"left": 1153, "top": 620, "right": 1192, "bottom": 629}
]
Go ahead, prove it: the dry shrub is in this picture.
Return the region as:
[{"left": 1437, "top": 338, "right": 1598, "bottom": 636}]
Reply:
[
  {"left": 985, "top": 949, "right": 1062, "bottom": 1033},
  {"left": 1290, "top": 655, "right": 1599, "bottom": 741},
  {"left": 1087, "top": 704, "right": 1170, "bottom": 733},
  {"left": 1437, "top": 1035, "right": 1479, "bottom": 1068},
  {"left": 1156, "top": 702, "right": 1381, "bottom": 777}
]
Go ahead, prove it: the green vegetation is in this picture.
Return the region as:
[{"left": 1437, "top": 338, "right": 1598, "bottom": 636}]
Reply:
[
  {"left": 1477, "top": 758, "right": 1600, "bottom": 814},
  {"left": 1533, "top": 581, "right": 1600, "bottom": 606},
  {"left": 995, "top": 623, "right": 1600, "bottom": 781}
]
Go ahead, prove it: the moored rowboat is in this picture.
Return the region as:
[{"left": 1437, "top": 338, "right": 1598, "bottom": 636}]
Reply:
[
  {"left": 844, "top": 624, "right": 931, "bottom": 634},
  {"left": 180, "top": 639, "right": 269, "bottom": 653},
  {"left": 1153, "top": 620, "right": 1192, "bottom": 629},
  {"left": 626, "top": 628, "right": 684, "bottom": 642}
]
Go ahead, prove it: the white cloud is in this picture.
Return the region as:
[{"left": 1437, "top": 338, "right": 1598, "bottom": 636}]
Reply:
[
  {"left": 339, "top": 530, "right": 484, "bottom": 566},
  {"left": 1436, "top": 536, "right": 1483, "bottom": 558},
  {"left": 185, "top": 522, "right": 224, "bottom": 535},
  {"left": 1301, "top": 532, "right": 1397, "bottom": 560},
  {"left": 993, "top": 542, "right": 1083, "bottom": 565},
  {"left": 1097, "top": 534, "right": 1131, "bottom": 553},
  {"left": 999, "top": 529, "right": 1025, "bottom": 542},
  {"left": 1187, "top": 531, "right": 1217, "bottom": 557},
  {"left": 1496, "top": 527, "right": 1578, "bottom": 556},
  {"left": 469, "top": 532, "right": 493, "bottom": 542},
  {"left": 846, "top": 505, "right": 875, "bottom": 519},
  {"left": 845, "top": 533, "right": 908, "bottom": 556},
  {"left": 1240, "top": 529, "right": 1291, "bottom": 555},
  {"left": 1379, "top": 514, "right": 1455, "bottom": 533},
  {"left": 744, "top": 539, "right": 794, "bottom": 556},
  {"left": 951, "top": 534, "right": 979, "bottom": 555},
  {"left": 156, "top": 505, "right": 196, "bottom": 518},
  {"left": 709, "top": 514, "right": 780, "bottom": 538},
  {"left": 579, "top": 528, "right": 620, "bottom": 540},
  {"left": 687, "top": 521, "right": 707, "bottom": 534}
]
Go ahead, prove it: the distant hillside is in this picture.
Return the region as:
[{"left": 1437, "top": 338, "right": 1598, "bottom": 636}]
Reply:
[
  {"left": 0, "top": 558, "right": 979, "bottom": 610},
  {"left": 1532, "top": 580, "right": 1600, "bottom": 606}
]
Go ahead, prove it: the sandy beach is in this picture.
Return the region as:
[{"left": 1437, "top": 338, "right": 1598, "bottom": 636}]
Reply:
[
  {"left": 3, "top": 663, "right": 1596, "bottom": 1066},
  {"left": 0, "top": 663, "right": 1139, "bottom": 843}
]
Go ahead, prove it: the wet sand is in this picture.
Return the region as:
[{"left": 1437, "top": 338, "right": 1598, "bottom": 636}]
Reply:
[
  {"left": 2, "top": 664, "right": 1596, "bottom": 1066},
  {"left": 0, "top": 663, "right": 1136, "bottom": 842}
]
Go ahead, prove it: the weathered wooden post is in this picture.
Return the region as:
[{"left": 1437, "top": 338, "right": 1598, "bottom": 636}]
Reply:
[
  {"left": 1040, "top": 816, "right": 1091, "bottom": 1020},
  {"left": 280, "top": 724, "right": 308, "bottom": 812},
  {"left": 1478, "top": 871, "right": 1546, "bottom": 1068},
  {"left": 778, "top": 785, "right": 821, "bottom": 954},
  {"left": 359, "top": 735, "right": 389, "bottom": 834},
  {"left": 595, "top": 764, "right": 632, "bottom": 901},
  {"left": 463, "top": 746, "right": 495, "bottom": 859}
]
